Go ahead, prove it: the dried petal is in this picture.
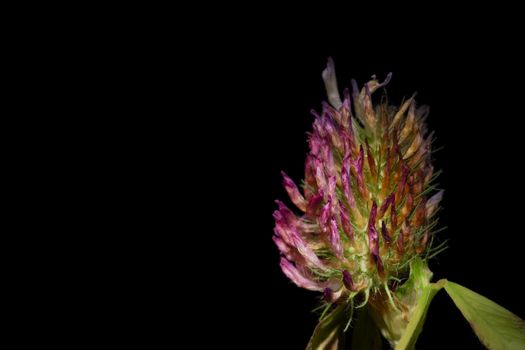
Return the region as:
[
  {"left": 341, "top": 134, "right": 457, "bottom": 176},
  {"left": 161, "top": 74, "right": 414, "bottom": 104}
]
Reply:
[
  {"left": 390, "top": 199, "right": 398, "bottom": 231},
  {"left": 378, "top": 192, "right": 395, "bottom": 219},
  {"left": 426, "top": 190, "right": 444, "bottom": 218},
  {"left": 363, "top": 83, "right": 376, "bottom": 128},
  {"left": 304, "top": 155, "right": 317, "bottom": 197},
  {"left": 340, "top": 88, "right": 352, "bottom": 127},
  {"left": 365, "top": 139, "right": 377, "bottom": 178},
  {"left": 322, "top": 57, "right": 343, "bottom": 110}
]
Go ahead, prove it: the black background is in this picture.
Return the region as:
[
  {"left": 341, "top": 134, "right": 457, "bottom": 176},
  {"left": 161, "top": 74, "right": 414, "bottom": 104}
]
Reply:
[
  {"left": 176, "top": 9, "right": 525, "bottom": 350},
  {"left": 22, "top": 5, "right": 525, "bottom": 349}
]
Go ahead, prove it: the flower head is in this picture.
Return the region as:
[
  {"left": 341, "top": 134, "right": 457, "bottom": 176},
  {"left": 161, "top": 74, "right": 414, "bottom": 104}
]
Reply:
[{"left": 273, "top": 58, "right": 443, "bottom": 312}]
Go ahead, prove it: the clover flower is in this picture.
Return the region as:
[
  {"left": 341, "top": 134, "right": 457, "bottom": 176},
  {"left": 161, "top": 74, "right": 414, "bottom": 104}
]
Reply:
[
  {"left": 273, "top": 58, "right": 525, "bottom": 350},
  {"left": 273, "top": 58, "right": 444, "bottom": 346}
]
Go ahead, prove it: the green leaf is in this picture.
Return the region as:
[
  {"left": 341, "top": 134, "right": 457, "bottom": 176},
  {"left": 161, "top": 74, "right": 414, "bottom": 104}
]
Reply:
[
  {"left": 444, "top": 281, "right": 525, "bottom": 350},
  {"left": 306, "top": 304, "right": 347, "bottom": 350},
  {"left": 395, "top": 279, "right": 447, "bottom": 350},
  {"left": 351, "top": 306, "right": 382, "bottom": 350}
]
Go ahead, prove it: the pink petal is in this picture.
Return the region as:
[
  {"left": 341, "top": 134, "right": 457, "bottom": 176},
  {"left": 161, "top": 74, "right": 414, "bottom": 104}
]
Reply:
[
  {"left": 279, "top": 257, "right": 323, "bottom": 291},
  {"left": 281, "top": 171, "right": 307, "bottom": 212}
]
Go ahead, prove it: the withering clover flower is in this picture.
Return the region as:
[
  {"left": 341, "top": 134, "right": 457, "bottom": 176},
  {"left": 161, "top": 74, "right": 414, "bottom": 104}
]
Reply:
[
  {"left": 273, "top": 58, "right": 444, "bottom": 345},
  {"left": 273, "top": 59, "right": 525, "bottom": 350}
]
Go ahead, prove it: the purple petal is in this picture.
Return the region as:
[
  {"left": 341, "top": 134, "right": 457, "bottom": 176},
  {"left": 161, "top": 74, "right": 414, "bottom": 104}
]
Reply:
[
  {"left": 340, "top": 205, "right": 353, "bottom": 240},
  {"left": 329, "top": 193, "right": 341, "bottom": 217},
  {"left": 372, "top": 254, "right": 384, "bottom": 273},
  {"left": 321, "top": 143, "right": 336, "bottom": 178},
  {"left": 275, "top": 224, "right": 320, "bottom": 266},
  {"left": 354, "top": 145, "right": 364, "bottom": 174},
  {"left": 274, "top": 200, "right": 296, "bottom": 223},
  {"left": 323, "top": 118, "right": 343, "bottom": 150},
  {"left": 306, "top": 192, "right": 323, "bottom": 217},
  {"left": 310, "top": 109, "right": 321, "bottom": 119},
  {"left": 281, "top": 171, "right": 307, "bottom": 212},
  {"left": 368, "top": 201, "right": 378, "bottom": 227},
  {"left": 313, "top": 158, "right": 328, "bottom": 192},
  {"left": 327, "top": 176, "right": 337, "bottom": 196},
  {"left": 312, "top": 117, "right": 326, "bottom": 138},
  {"left": 280, "top": 257, "right": 323, "bottom": 291},
  {"left": 368, "top": 225, "right": 379, "bottom": 257},
  {"left": 381, "top": 221, "right": 391, "bottom": 244},
  {"left": 323, "top": 287, "right": 333, "bottom": 302},
  {"left": 342, "top": 152, "right": 351, "bottom": 173},
  {"left": 287, "top": 228, "right": 326, "bottom": 270},
  {"left": 342, "top": 270, "right": 355, "bottom": 291},
  {"left": 322, "top": 101, "right": 339, "bottom": 121},
  {"left": 273, "top": 235, "right": 292, "bottom": 259},
  {"left": 308, "top": 134, "right": 322, "bottom": 156},
  {"left": 341, "top": 154, "right": 356, "bottom": 209},
  {"left": 329, "top": 218, "right": 343, "bottom": 258},
  {"left": 274, "top": 222, "right": 293, "bottom": 246},
  {"left": 319, "top": 200, "right": 331, "bottom": 228},
  {"left": 274, "top": 201, "right": 319, "bottom": 236},
  {"left": 274, "top": 233, "right": 309, "bottom": 266},
  {"left": 272, "top": 209, "right": 283, "bottom": 222}
]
